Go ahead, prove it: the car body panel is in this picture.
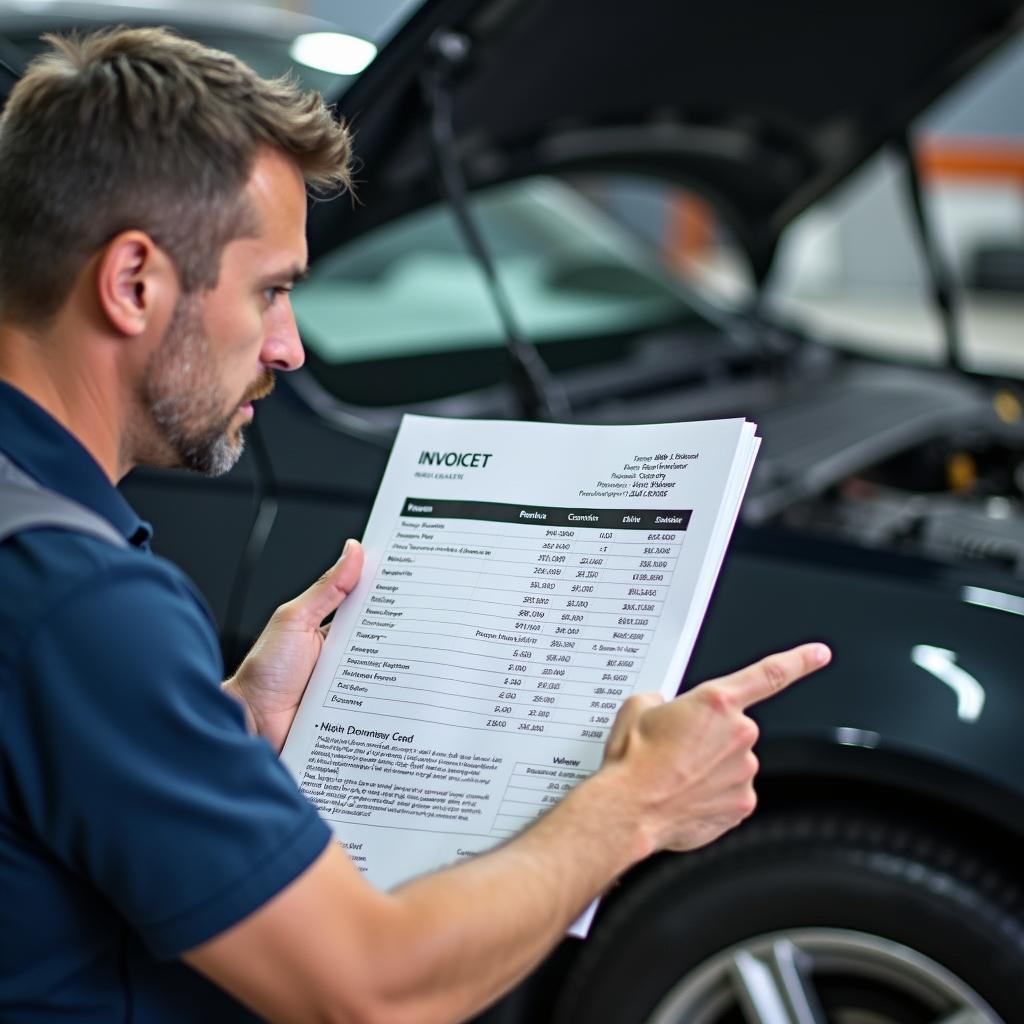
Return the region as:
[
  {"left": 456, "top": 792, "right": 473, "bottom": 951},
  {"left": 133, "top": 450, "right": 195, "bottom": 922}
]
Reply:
[{"left": 692, "top": 537, "right": 1024, "bottom": 799}]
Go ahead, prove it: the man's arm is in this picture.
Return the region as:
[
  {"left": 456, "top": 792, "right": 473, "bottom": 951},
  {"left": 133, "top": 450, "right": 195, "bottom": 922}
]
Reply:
[{"left": 185, "top": 643, "right": 830, "bottom": 1024}]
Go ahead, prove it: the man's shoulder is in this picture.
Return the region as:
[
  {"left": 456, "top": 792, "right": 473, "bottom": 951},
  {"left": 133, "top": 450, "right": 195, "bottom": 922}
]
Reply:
[{"left": 0, "top": 526, "right": 218, "bottom": 671}]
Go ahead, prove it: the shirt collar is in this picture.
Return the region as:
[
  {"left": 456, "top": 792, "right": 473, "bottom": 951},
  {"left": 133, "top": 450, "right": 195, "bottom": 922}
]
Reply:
[{"left": 0, "top": 381, "right": 152, "bottom": 548}]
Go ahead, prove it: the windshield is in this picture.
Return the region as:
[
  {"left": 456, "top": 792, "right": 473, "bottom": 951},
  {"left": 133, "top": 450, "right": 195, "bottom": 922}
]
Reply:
[
  {"left": 291, "top": 176, "right": 712, "bottom": 406},
  {"left": 295, "top": 178, "right": 693, "bottom": 360}
]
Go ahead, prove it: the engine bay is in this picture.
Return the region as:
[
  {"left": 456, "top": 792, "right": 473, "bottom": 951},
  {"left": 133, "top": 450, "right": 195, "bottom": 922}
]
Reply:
[{"left": 759, "top": 376, "right": 1024, "bottom": 577}]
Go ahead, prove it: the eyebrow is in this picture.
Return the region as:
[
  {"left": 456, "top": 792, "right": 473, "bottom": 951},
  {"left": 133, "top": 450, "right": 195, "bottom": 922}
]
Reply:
[{"left": 259, "top": 264, "right": 309, "bottom": 289}]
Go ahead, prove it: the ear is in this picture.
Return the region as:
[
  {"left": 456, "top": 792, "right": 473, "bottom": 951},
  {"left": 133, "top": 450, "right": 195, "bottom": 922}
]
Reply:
[{"left": 95, "top": 230, "right": 178, "bottom": 337}]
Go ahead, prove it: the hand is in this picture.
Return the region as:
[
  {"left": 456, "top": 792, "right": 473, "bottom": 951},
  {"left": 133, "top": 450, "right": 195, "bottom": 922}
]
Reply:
[
  {"left": 224, "top": 539, "right": 364, "bottom": 753},
  {"left": 602, "top": 643, "right": 831, "bottom": 854}
]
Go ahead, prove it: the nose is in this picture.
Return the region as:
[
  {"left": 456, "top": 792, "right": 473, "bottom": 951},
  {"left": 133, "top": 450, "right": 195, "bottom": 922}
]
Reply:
[{"left": 260, "top": 296, "right": 305, "bottom": 371}]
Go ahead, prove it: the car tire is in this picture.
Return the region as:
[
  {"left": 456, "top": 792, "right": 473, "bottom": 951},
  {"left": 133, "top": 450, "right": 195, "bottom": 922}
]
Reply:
[{"left": 550, "top": 810, "right": 1024, "bottom": 1023}]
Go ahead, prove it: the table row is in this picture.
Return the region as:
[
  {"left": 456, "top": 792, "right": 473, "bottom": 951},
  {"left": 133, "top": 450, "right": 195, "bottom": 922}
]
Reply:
[{"left": 322, "top": 689, "right": 616, "bottom": 745}]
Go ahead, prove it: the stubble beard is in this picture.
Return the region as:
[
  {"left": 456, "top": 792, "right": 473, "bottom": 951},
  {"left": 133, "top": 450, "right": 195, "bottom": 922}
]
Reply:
[{"left": 140, "top": 294, "right": 272, "bottom": 477}]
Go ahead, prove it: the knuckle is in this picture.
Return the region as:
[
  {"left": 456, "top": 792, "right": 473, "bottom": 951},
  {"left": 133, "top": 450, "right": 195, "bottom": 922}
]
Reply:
[
  {"left": 701, "top": 684, "right": 732, "bottom": 715},
  {"left": 736, "top": 716, "right": 760, "bottom": 747},
  {"left": 744, "top": 751, "right": 760, "bottom": 780},
  {"left": 738, "top": 788, "right": 758, "bottom": 819},
  {"left": 759, "top": 655, "right": 789, "bottom": 694},
  {"left": 619, "top": 694, "right": 649, "bottom": 716},
  {"left": 272, "top": 599, "right": 298, "bottom": 622},
  {"left": 619, "top": 695, "right": 642, "bottom": 714},
  {"left": 615, "top": 693, "right": 660, "bottom": 726}
]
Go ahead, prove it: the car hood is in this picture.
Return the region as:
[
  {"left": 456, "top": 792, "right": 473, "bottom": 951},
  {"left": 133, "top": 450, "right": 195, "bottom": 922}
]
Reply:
[{"left": 310, "top": 0, "right": 1024, "bottom": 279}]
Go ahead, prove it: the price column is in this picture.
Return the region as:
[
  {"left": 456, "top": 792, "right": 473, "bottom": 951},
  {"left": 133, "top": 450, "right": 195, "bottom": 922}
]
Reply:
[{"left": 325, "top": 499, "right": 691, "bottom": 745}]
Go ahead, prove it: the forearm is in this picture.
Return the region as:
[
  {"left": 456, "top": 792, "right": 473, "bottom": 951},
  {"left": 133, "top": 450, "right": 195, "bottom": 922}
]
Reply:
[
  {"left": 368, "top": 764, "right": 651, "bottom": 1024},
  {"left": 189, "top": 648, "right": 828, "bottom": 1024},
  {"left": 188, "top": 764, "right": 651, "bottom": 1024}
]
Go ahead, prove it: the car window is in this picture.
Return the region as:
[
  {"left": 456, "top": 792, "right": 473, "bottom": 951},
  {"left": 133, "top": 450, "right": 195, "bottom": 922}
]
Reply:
[
  {"left": 766, "top": 32, "right": 1024, "bottom": 378},
  {"left": 292, "top": 176, "right": 711, "bottom": 405}
]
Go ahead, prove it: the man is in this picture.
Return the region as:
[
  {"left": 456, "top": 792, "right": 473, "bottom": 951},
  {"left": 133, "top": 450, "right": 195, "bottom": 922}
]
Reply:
[{"left": 0, "top": 27, "right": 830, "bottom": 1023}]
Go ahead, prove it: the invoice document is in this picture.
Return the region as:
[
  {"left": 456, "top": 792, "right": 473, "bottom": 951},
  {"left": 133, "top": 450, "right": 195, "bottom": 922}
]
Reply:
[{"left": 281, "top": 415, "right": 759, "bottom": 931}]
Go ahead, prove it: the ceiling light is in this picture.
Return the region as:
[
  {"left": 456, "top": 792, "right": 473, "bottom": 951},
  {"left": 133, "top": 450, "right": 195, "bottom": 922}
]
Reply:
[{"left": 289, "top": 32, "right": 377, "bottom": 77}]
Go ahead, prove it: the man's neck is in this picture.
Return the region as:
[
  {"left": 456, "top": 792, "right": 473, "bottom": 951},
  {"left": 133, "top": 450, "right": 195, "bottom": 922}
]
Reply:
[{"left": 0, "top": 319, "right": 128, "bottom": 483}]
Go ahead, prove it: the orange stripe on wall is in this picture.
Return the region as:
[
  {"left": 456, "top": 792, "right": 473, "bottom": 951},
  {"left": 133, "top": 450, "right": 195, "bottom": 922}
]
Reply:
[
  {"left": 917, "top": 136, "right": 1024, "bottom": 182},
  {"left": 661, "top": 136, "right": 1023, "bottom": 267}
]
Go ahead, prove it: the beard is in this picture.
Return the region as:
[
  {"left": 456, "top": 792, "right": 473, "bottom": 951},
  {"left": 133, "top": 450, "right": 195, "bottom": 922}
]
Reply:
[{"left": 139, "top": 294, "right": 274, "bottom": 477}]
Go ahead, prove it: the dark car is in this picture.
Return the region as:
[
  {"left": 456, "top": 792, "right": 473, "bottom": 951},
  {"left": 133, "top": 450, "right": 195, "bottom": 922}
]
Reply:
[{"left": 5, "top": 1, "right": 1024, "bottom": 1021}]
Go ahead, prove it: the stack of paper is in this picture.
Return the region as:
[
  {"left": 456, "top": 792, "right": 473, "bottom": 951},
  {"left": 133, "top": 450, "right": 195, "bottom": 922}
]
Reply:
[{"left": 282, "top": 414, "right": 759, "bottom": 931}]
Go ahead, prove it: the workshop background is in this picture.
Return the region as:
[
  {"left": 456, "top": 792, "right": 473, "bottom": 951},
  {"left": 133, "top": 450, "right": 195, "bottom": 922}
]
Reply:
[{"left": 3, "top": 2, "right": 1024, "bottom": 1022}]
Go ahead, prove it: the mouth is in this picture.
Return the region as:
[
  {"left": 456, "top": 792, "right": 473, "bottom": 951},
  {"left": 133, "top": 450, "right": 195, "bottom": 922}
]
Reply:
[{"left": 237, "top": 372, "right": 276, "bottom": 419}]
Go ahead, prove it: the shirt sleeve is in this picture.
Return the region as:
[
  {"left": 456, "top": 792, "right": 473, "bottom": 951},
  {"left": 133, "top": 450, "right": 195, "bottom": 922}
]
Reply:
[{"left": 8, "top": 558, "right": 331, "bottom": 959}]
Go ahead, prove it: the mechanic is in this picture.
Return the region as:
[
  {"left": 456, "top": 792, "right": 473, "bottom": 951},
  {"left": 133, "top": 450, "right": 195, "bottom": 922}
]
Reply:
[{"left": 0, "top": 28, "right": 831, "bottom": 1024}]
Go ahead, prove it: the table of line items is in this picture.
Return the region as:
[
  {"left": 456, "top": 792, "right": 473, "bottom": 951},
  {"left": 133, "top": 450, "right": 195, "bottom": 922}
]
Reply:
[{"left": 325, "top": 498, "right": 693, "bottom": 745}]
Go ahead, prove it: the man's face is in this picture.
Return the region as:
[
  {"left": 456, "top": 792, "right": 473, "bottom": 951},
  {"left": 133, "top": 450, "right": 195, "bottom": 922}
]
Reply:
[{"left": 139, "top": 148, "right": 308, "bottom": 476}]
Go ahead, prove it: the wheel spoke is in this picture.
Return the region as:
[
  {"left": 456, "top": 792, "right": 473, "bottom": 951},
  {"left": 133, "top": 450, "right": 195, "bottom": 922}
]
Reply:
[
  {"left": 729, "top": 939, "right": 828, "bottom": 1024},
  {"left": 645, "top": 924, "right": 1005, "bottom": 1024},
  {"left": 767, "top": 938, "right": 829, "bottom": 1024},
  {"left": 731, "top": 950, "right": 797, "bottom": 1024}
]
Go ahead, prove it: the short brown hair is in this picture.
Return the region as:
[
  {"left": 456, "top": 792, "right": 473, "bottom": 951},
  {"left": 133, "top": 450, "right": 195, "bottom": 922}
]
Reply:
[{"left": 0, "top": 26, "right": 353, "bottom": 324}]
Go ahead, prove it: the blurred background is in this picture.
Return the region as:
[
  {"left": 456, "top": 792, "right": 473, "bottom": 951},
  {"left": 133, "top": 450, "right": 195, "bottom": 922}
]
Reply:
[
  {"left": 248, "top": 0, "right": 1022, "bottom": 383},
  {"left": 4, "top": 7, "right": 1024, "bottom": 1020},
  {"left": 2, "top": 0, "right": 1020, "bottom": 381}
]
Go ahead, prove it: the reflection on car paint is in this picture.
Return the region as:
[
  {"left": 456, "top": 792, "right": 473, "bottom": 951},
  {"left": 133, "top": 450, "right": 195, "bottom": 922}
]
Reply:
[{"left": 910, "top": 644, "right": 986, "bottom": 723}]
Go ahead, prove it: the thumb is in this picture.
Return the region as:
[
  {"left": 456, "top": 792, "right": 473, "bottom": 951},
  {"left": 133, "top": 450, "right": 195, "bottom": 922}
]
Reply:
[{"left": 285, "top": 539, "right": 364, "bottom": 628}]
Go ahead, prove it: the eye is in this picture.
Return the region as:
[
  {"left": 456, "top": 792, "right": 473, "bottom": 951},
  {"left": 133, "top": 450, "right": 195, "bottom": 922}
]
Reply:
[{"left": 264, "top": 285, "right": 293, "bottom": 306}]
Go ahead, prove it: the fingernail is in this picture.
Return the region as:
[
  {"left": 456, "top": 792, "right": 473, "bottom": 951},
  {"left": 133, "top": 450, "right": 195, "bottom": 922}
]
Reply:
[
  {"left": 340, "top": 538, "right": 353, "bottom": 560},
  {"left": 813, "top": 643, "right": 831, "bottom": 665}
]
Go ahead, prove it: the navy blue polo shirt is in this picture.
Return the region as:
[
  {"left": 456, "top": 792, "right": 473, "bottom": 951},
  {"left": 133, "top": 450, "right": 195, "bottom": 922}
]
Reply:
[{"left": 0, "top": 382, "right": 332, "bottom": 1021}]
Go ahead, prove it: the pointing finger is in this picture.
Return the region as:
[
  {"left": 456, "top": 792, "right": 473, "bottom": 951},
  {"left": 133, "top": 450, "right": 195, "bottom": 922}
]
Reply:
[{"left": 709, "top": 643, "right": 831, "bottom": 710}]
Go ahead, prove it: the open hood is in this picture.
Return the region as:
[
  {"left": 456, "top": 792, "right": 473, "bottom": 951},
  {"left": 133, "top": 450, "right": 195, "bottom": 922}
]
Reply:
[{"left": 310, "top": 0, "right": 1024, "bottom": 280}]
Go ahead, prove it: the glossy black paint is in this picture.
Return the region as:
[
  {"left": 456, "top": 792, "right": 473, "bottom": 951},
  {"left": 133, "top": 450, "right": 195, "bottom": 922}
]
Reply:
[{"left": 692, "top": 533, "right": 1024, "bottom": 817}]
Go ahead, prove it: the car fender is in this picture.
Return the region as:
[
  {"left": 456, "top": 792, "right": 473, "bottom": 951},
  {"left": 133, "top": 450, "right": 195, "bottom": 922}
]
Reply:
[{"left": 686, "top": 539, "right": 1024, "bottom": 839}]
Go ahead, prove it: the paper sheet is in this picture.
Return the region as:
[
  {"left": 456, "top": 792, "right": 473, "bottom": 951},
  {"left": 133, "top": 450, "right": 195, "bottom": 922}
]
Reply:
[{"left": 281, "top": 415, "right": 758, "bottom": 934}]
